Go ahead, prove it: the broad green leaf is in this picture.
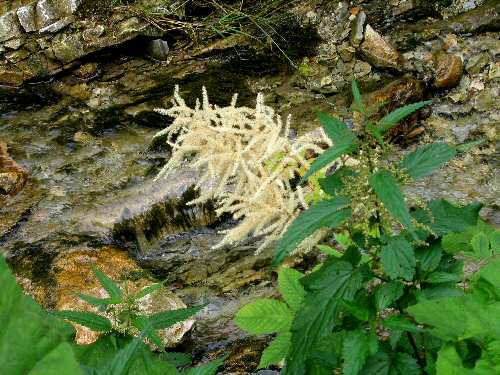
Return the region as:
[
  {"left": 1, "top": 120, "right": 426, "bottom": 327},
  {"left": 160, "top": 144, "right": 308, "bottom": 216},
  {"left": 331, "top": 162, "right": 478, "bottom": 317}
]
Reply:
[
  {"left": 342, "top": 330, "right": 378, "bottom": 375},
  {"left": 283, "top": 259, "right": 363, "bottom": 375},
  {"left": 92, "top": 268, "right": 123, "bottom": 302},
  {"left": 318, "top": 167, "right": 356, "bottom": 196},
  {"left": 369, "top": 169, "right": 413, "bottom": 230},
  {"left": 301, "top": 143, "right": 356, "bottom": 182},
  {"left": 470, "top": 232, "right": 491, "bottom": 259},
  {"left": 374, "top": 281, "right": 404, "bottom": 311},
  {"left": 161, "top": 352, "right": 192, "bottom": 367},
  {"left": 425, "top": 271, "right": 462, "bottom": 284},
  {"left": 273, "top": 197, "right": 352, "bottom": 266},
  {"left": 376, "top": 100, "right": 432, "bottom": 134},
  {"left": 132, "top": 282, "right": 164, "bottom": 301},
  {"left": 77, "top": 293, "right": 115, "bottom": 307},
  {"left": 148, "top": 305, "right": 204, "bottom": 330},
  {"left": 351, "top": 79, "right": 365, "bottom": 114},
  {"left": 381, "top": 316, "right": 422, "bottom": 333},
  {"left": 400, "top": 143, "right": 456, "bottom": 180},
  {"left": 418, "top": 283, "right": 464, "bottom": 301},
  {"left": 380, "top": 236, "right": 416, "bottom": 281},
  {"left": 278, "top": 268, "right": 306, "bottom": 312},
  {"left": 258, "top": 333, "right": 291, "bottom": 369},
  {"left": 50, "top": 310, "right": 112, "bottom": 332},
  {"left": 442, "top": 220, "right": 495, "bottom": 254},
  {"left": 235, "top": 299, "right": 293, "bottom": 334},
  {"left": 183, "top": 356, "right": 225, "bottom": 375},
  {"left": 472, "top": 260, "right": 500, "bottom": 301},
  {"left": 343, "top": 300, "right": 371, "bottom": 321},
  {"left": 436, "top": 344, "right": 473, "bottom": 375},
  {"left": 361, "top": 351, "right": 419, "bottom": 375},
  {"left": 0, "top": 257, "right": 82, "bottom": 375},
  {"left": 316, "top": 111, "right": 357, "bottom": 144},
  {"left": 131, "top": 315, "right": 163, "bottom": 348},
  {"left": 316, "top": 244, "right": 343, "bottom": 257},
  {"left": 415, "top": 241, "right": 442, "bottom": 272},
  {"left": 490, "top": 231, "right": 500, "bottom": 253}
]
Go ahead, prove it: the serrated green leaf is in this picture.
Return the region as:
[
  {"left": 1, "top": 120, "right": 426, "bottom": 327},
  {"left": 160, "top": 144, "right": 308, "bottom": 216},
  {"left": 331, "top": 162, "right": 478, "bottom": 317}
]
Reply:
[
  {"left": 27, "top": 343, "right": 83, "bottom": 375},
  {"left": 273, "top": 197, "right": 352, "bottom": 266},
  {"left": 381, "top": 316, "right": 422, "bottom": 333},
  {"left": 316, "top": 244, "right": 343, "bottom": 257},
  {"left": 283, "top": 259, "right": 363, "bottom": 375},
  {"left": 235, "top": 299, "right": 293, "bottom": 334},
  {"left": 376, "top": 100, "right": 432, "bottom": 134},
  {"left": 415, "top": 241, "right": 442, "bottom": 272},
  {"left": 318, "top": 167, "right": 356, "bottom": 196},
  {"left": 278, "top": 268, "right": 306, "bottom": 312},
  {"left": 148, "top": 305, "right": 204, "bottom": 330},
  {"left": 183, "top": 357, "right": 225, "bottom": 375},
  {"left": 342, "top": 330, "right": 377, "bottom": 375},
  {"left": 132, "top": 282, "right": 164, "bottom": 301},
  {"left": 301, "top": 143, "right": 356, "bottom": 182},
  {"left": 50, "top": 310, "right": 112, "bottom": 332},
  {"left": 369, "top": 169, "right": 413, "bottom": 230},
  {"left": 161, "top": 352, "right": 192, "bottom": 367},
  {"left": 426, "top": 271, "right": 462, "bottom": 284},
  {"left": 131, "top": 315, "right": 163, "bottom": 348},
  {"left": 92, "top": 268, "right": 123, "bottom": 303},
  {"left": 351, "top": 79, "right": 365, "bottom": 114},
  {"left": 456, "top": 138, "right": 485, "bottom": 153},
  {"left": 400, "top": 143, "right": 456, "bottom": 180},
  {"left": 316, "top": 111, "right": 357, "bottom": 144},
  {"left": 259, "top": 333, "right": 291, "bottom": 369},
  {"left": 343, "top": 300, "right": 370, "bottom": 321},
  {"left": 470, "top": 232, "right": 491, "bottom": 259},
  {"left": 374, "top": 281, "right": 404, "bottom": 311},
  {"left": 361, "top": 351, "right": 419, "bottom": 375},
  {"left": 77, "top": 293, "right": 115, "bottom": 307},
  {"left": 380, "top": 236, "right": 416, "bottom": 281}
]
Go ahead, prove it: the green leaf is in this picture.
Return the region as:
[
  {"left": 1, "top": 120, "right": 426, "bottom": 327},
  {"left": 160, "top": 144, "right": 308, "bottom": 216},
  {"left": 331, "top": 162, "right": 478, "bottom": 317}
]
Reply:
[
  {"left": 318, "top": 167, "right": 356, "bottom": 196},
  {"left": 343, "top": 300, "right": 371, "bottom": 321},
  {"left": 351, "top": 79, "right": 366, "bottom": 114},
  {"left": 283, "top": 259, "right": 363, "bottom": 375},
  {"left": 278, "top": 268, "right": 306, "bottom": 312},
  {"left": 425, "top": 271, "right": 462, "bottom": 284},
  {"left": 380, "top": 236, "right": 416, "bottom": 281},
  {"left": 50, "top": 310, "right": 112, "bottom": 332},
  {"left": 273, "top": 197, "right": 352, "bottom": 266},
  {"left": 376, "top": 100, "right": 432, "bottom": 134},
  {"left": 490, "top": 231, "right": 500, "bottom": 253},
  {"left": 161, "top": 352, "right": 192, "bottom": 367},
  {"left": 470, "top": 232, "right": 491, "bottom": 259},
  {"left": 0, "top": 257, "right": 82, "bottom": 375},
  {"left": 456, "top": 138, "right": 485, "bottom": 153},
  {"left": 342, "top": 330, "right": 378, "bottom": 375},
  {"left": 148, "top": 305, "right": 204, "bottom": 330},
  {"left": 259, "top": 333, "right": 291, "bottom": 369},
  {"left": 381, "top": 316, "right": 422, "bottom": 333},
  {"left": 183, "top": 357, "right": 225, "bottom": 375},
  {"left": 369, "top": 169, "right": 413, "bottom": 230},
  {"left": 132, "top": 282, "right": 164, "bottom": 301},
  {"left": 400, "top": 143, "right": 456, "bottom": 180},
  {"left": 301, "top": 143, "right": 356, "bottom": 182},
  {"left": 316, "top": 244, "right": 343, "bottom": 257},
  {"left": 316, "top": 111, "right": 357, "bottom": 144},
  {"left": 77, "top": 293, "right": 116, "bottom": 307},
  {"left": 374, "top": 281, "right": 404, "bottom": 311},
  {"left": 361, "top": 351, "right": 419, "bottom": 375},
  {"left": 235, "top": 299, "right": 293, "bottom": 334},
  {"left": 415, "top": 241, "right": 442, "bottom": 272},
  {"left": 92, "top": 268, "right": 123, "bottom": 302},
  {"left": 131, "top": 315, "right": 163, "bottom": 348}
]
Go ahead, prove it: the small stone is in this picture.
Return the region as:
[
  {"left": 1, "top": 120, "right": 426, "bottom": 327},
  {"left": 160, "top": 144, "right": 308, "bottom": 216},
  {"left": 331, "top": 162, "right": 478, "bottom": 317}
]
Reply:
[
  {"left": 51, "top": 32, "right": 85, "bottom": 63},
  {"left": 349, "top": 10, "right": 366, "bottom": 47},
  {"left": 82, "top": 25, "right": 105, "bottom": 42},
  {"left": 452, "top": 124, "right": 477, "bottom": 143},
  {"left": 338, "top": 42, "right": 355, "bottom": 62},
  {"left": 3, "top": 37, "right": 25, "bottom": 50},
  {"left": 489, "top": 62, "right": 500, "bottom": 80},
  {"left": 433, "top": 52, "right": 464, "bottom": 89},
  {"left": 72, "top": 62, "right": 99, "bottom": 80},
  {"left": 146, "top": 39, "right": 170, "bottom": 61},
  {"left": 359, "top": 25, "right": 401, "bottom": 70},
  {"left": 0, "top": 11, "right": 24, "bottom": 42},
  {"left": 17, "top": 4, "right": 37, "bottom": 32},
  {"left": 39, "top": 16, "right": 74, "bottom": 33},
  {"left": 353, "top": 60, "right": 372, "bottom": 78},
  {"left": 0, "top": 68, "right": 26, "bottom": 86},
  {"left": 465, "top": 52, "right": 490, "bottom": 74}
]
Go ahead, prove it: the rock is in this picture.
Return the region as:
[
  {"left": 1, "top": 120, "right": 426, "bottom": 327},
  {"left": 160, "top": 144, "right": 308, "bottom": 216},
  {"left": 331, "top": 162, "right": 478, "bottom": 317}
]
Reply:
[
  {"left": 51, "top": 32, "right": 85, "bottom": 63},
  {"left": 0, "top": 67, "right": 26, "bottom": 86},
  {"left": 466, "top": 51, "right": 490, "bottom": 74},
  {"left": 338, "top": 42, "right": 355, "bottom": 62},
  {"left": 359, "top": 25, "right": 401, "bottom": 70},
  {"left": 5, "top": 49, "right": 30, "bottom": 63},
  {"left": 349, "top": 10, "right": 366, "bottom": 47},
  {"left": 35, "top": 0, "right": 62, "bottom": 30},
  {"left": 353, "top": 59, "right": 371, "bottom": 78},
  {"left": 489, "top": 62, "right": 500, "bottom": 80},
  {"left": 452, "top": 124, "right": 477, "bottom": 143},
  {"left": 82, "top": 24, "right": 105, "bottom": 42},
  {"left": 146, "top": 39, "right": 170, "bottom": 61},
  {"left": 39, "top": 16, "right": 74, "bottom": 33},
  {"left": 72, "top": 62, "right": 99, "bottom": 80},
  {"left": 3, "top": 37, "right": 25, "bottom": 50},
  {"left": 0, "top": 11, "right": 23, "bottom": 42},
  {"left": 433, "top": 52, "right": 464, "bottom": 89},
  {"left": 17, "top": 4, "right": 37, "bottom": 33},
  {"left": 0, "top": 141, "right": 27, "bottom": 198}
]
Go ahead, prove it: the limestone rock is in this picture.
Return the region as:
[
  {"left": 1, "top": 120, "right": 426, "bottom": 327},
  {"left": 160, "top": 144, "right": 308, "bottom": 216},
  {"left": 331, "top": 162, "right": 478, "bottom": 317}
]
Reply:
[
  {"left": 349, "top": 10, "right": 366, "bottom": 47},
  {"left": 51, "top": 32, "right": 85, "bottom": 63},
  {"left": 35, "top": 0, "right": 62, "bottom": 30},
  {"left": 39, "top": 16, "right": 74, "bottom": 33},
  {"left": 146, "top": 39, "right": 170, "bottom": 61},
  {"left": 17, "top": 4, "right": 37, "bottom": 32},
  {"left": 359, "top": 25, "right": 401, "bottom": 70},
  {"left": 3, "top": 37, "right": 25, "bottom": 50},
  {"left": 0, "top": 11, "right": 23, "bottom": 42},
  {"left": 433, "top": 52, "right": 464, "bottom": 89}
]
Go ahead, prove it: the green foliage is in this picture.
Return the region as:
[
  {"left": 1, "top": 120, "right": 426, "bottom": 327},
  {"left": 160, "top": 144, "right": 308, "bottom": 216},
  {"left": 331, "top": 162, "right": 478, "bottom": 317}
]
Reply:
[{"left": 235, "top": 80, "right": 497, "bottom": 374}]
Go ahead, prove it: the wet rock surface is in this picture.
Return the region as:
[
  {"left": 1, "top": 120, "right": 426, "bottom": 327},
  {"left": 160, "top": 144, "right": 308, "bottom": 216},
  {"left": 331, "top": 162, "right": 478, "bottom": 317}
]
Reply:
[{"left": 1, "top": 0, "right": 499, "bottom": 371}]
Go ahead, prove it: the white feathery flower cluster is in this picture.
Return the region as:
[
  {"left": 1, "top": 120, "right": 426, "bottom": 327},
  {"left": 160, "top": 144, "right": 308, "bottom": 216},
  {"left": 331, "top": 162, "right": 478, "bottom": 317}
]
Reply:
[{"left": 154, "top": 86, "right": 330, "bottom": 253}]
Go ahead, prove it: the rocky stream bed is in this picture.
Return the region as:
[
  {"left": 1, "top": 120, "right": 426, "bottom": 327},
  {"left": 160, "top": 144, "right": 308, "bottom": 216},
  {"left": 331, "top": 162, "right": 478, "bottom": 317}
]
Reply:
[{"left": 0, "top": 0, "right": 499, "bottom": 373}]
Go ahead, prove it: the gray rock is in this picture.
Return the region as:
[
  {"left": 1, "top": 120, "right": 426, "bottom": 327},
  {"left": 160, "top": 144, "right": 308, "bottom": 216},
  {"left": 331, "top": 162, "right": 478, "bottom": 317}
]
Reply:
[
  {"left": 349, "top": 10, "right": 366, "bottom": 47},
  {"left": 146, "top": 39, "right": 170, "bottom": 61},
  {"left": 51, "top": 32, "right": 85, "bottom": 63},
  {"left": 35, "top": 0, "right": 62, "bottom": 30},
  {"left": 39, "top": 16, "right": 74, "bottom": 33},
  {"left": 466, "top": 52, "right": 490, "bottom": 74},
  {"left": 17, "top": 4, "right": 37, "bottom": 33},
  {"left": 359, "top": 25, "right": 401, "bottom": 70},
  {"left": 0, "top": 11, "right": 24, "bottom": 42},
  {"left": 3, "top": 37, "right": 25, "bottom": 50},
  {"left": 452, "top": 124, "right": 477, "bottom": 143}
]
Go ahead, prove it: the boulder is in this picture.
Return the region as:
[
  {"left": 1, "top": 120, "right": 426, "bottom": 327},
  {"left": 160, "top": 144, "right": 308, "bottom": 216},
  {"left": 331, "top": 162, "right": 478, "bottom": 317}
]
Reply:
[
  {"left": 359, "top": 25, "right": 401, "bottom": 70},
  {"left": 17, "top": 4, "right": 37, "bottom": 33},
  {"left": 0, "top": 11, "right": 23, "bottom": 42}
]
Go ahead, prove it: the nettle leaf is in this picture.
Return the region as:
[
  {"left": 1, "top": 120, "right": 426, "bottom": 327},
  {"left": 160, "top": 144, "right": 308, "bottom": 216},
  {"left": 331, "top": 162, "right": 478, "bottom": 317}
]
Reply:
[
  {"left": 148, "top": 305, "right": 204, "bottom": 330},
  {"left": 376, "top": 100, "right": 432, "bottom": 134},
  {"left": 425, "top": 271, "right": 462, "bottom": 284},
  {"left": 283, "top": 259, "right": 363, "bottom": 375},
  {"left": 50, "top": 310, "right": 112, "bottom": 332},
  {"left": 470, "top": 232, "right": 491, "bottom": 259},
  {"left": 316, "top": 244, "right": 343, "bottom": 257},
  {"left": 318, "top": 167, "right": 357, "bottom": 196},
  {"left": 436, "top": 342, "right": 500, "bottom": 375},
  {"left": 472, "top": 260, "right": 500, "bottom": 302},
  {"left": 380, "top": 236, "right": 416, "bottom": 281},
  {"left": 490, "top": 231, "right": 500, "bottom": 254},
  {"left": 415, "top": 241, "right": 442, "bottom": 273},
  {"left": 92, "top": 268, "right": 123, "bottom": 303},
  {"left": 183, "top": 356, "right": 225, "bottom": 375},
  {"left": 441, "top": 220, "right": 494, "bottom": 254},
  {"left": 273, "top": 197, "right": 352, "bottom": 266},
  {"left": 399, "top": 143, "right": 456, "bottom": 180},
  {"left": 343, "top": 300, "right": 371, "bottom": 322},
  {"left": 235, "top": 299, "right": 293, "bottom": 334},
  {"left": 362, "top": 351, "right": 419, "bottom": 375},
  {"left": 259, "top": 332, "right": 291, "bottom": 369},
  {"left": 317, "top": 111, "right": 357, "bottom": 145},
  {"left": 369, "top": 169, "right": 413, "bottom": 230},
  {"left": 374, "top": 281, "right": 404, "bottom": 311},
  {"left": 342, "top": 330, "right": 378, "bottom": 375},
  {"left": 301, "top": 143, "right": 356, "bottom": 182},
  {"left": 381, "top": 316, "right": 422, "bottom": 333},
  {"left": 278, "top": 268, "right": 306, "bottom": 312},
  {"left": 351, "top": 80, "right": 365, "bottom": 114},
  {"left": 132, "top": 282, "right": 164, "bottom": 301},
  {"left": 77, "top": 293, "right": 115, "bottom": 308}
]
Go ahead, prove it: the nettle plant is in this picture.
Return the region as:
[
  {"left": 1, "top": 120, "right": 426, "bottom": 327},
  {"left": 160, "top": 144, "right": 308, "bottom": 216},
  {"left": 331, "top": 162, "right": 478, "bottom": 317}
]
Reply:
[{"left": 235, "top": 81, "right": 500, "bottom": 374}]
